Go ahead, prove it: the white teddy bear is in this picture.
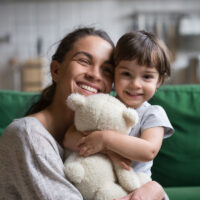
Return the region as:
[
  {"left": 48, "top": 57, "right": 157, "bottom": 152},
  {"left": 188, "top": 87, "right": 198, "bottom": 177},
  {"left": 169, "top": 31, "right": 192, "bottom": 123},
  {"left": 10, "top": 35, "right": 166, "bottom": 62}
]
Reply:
[{"left": 64, "top": 93, "right": 151, "bottom": 200}]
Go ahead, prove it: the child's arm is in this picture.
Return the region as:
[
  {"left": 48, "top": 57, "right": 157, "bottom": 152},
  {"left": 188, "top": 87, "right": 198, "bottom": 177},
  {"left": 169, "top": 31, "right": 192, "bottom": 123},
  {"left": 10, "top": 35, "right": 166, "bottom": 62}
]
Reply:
[
  {"left": 63, "top": 126, "right": 131, "bottom": 169},
  {"left": 78, "top": 127, "right": 164, "bottom": 162}
]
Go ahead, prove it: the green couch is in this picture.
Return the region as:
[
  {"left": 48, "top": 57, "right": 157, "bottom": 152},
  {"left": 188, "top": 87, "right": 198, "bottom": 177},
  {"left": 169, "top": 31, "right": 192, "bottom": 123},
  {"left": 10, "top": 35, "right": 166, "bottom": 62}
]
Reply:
[{"left": 0, "top": 85, "right": 200, "bottom": 199}]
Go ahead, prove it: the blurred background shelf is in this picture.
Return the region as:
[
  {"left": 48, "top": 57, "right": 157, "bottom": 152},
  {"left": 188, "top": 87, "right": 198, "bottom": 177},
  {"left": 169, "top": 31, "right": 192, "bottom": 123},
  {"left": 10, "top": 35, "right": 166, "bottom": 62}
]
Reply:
[
  {"left": 0, "top": 0, "right": 200, "bottom": 91},
  {"left": 21, "top": 58, "right": 44, "bottom": 92}
]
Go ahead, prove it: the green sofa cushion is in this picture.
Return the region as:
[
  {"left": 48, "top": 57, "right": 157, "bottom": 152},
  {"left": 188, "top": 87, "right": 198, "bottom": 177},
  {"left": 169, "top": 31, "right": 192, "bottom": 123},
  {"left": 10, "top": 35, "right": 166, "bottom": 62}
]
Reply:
[
  {"left": 0, "top": 90, "right": 39, "bottom": 136},
  {"left": 150, "top": 85, "right": 200, "bottom": 187},
  {"left": 165, "top": 186, "right": 200, "bottom": 200}
]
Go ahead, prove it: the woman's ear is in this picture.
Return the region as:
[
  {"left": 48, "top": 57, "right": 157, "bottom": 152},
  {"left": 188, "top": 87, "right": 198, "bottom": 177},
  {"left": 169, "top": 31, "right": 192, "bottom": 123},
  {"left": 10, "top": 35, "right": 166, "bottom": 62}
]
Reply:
[{"left": 51, "top": 60, "right": 61, "bottom": 82}]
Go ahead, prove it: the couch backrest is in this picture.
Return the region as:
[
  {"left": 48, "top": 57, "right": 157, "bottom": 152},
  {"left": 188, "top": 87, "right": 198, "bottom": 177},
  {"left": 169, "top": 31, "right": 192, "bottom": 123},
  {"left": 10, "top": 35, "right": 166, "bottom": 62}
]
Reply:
[
  {"left": 0, "top": 90, "right": 39, "bottom": 135},
  {"left": 150, "top": 85, "right": 200, "bottom": 187}
]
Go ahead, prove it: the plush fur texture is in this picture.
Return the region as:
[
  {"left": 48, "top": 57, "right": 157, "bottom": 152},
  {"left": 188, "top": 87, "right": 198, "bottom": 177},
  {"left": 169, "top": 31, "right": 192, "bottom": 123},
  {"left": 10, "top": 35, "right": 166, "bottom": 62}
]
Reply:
[{"left": 64, "top": 93, "right": 151, "bottom": 200}]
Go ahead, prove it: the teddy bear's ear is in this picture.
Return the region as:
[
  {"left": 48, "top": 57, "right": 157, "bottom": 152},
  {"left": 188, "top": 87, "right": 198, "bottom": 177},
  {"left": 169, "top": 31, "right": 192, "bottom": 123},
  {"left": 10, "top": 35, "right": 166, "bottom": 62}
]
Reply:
[
  {"left": 123, "top": 108, "right": 139, "bottom": 127},
  {"left": 66, "top": 93, "right": 86, "bottom": 111}
]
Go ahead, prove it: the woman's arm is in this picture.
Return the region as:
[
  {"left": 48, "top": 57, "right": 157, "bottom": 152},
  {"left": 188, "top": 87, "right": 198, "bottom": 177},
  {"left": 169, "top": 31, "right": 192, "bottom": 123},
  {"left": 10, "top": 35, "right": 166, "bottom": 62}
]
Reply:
[
  {"left": 114, "top": 181, "right": 165, "bottom": 200},
  {"left": 0, "top": 121, "right": 83, "bottom": 200},
  {"left": 78, "top": 127, "right": 164, "bottom": 162}
]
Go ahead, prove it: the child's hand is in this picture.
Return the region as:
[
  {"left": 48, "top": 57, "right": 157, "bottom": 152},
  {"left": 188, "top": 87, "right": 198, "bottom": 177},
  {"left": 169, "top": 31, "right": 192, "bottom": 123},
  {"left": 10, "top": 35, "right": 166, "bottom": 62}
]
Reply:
[
  {"left": 63, "top": 125, "right": 84, "bottom": 151},
  {"left": 77, "top": 130, "right": 106, "bottom": 157},
  {"left": 106, "top": 151, "right": 131, "bottom": 170}
]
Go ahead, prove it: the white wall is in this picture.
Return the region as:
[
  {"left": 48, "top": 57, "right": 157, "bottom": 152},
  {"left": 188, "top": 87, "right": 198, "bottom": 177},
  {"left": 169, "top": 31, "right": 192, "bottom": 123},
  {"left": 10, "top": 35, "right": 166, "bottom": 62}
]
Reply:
[{"left": 0, "top": 0, "right": 200, "bottom": 89}]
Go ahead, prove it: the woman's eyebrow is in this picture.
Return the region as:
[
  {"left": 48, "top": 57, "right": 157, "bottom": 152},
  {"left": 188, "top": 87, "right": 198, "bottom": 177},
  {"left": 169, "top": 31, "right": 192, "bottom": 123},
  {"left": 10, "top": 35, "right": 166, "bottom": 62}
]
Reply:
[{"left": 72, "top": 51, "right": 92, "bottom": 59}]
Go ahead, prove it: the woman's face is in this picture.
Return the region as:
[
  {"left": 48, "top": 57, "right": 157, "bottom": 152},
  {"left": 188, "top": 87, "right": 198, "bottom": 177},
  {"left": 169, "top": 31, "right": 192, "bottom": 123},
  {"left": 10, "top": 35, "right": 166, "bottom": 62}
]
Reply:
[{"left": 51, "top": 35, "right": 114, "bottom": 103}]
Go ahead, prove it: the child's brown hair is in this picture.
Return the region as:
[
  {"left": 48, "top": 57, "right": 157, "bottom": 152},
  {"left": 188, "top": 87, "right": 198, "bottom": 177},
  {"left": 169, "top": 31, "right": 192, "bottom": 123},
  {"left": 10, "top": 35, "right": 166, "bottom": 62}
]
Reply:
[{"left": 114, "top": 30, "right": 171, "bottom": 83}]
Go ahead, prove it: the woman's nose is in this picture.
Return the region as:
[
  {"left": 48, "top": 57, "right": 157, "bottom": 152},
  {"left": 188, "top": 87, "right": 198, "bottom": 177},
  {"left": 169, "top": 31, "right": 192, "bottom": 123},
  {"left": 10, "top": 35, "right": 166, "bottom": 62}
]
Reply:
[{"left": 86, "top": 66, "right": 102, "bottom": 81}]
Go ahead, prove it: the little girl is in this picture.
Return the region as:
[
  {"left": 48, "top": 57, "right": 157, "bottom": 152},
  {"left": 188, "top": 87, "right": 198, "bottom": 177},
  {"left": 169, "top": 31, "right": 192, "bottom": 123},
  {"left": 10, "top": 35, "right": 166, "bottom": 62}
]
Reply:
[
  {"left": 65, "top": 30, "right": 174, "bottom": 200},
  {"left": 76, "top": 30, "right": 173, "bottom": 176}
]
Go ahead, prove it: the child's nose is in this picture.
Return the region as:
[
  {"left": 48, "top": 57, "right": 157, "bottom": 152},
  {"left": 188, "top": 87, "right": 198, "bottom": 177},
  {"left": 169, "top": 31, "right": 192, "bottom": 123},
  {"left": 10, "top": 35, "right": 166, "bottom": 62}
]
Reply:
[{"left": 130, "top": 78, "right": 141, "bottom": 88}]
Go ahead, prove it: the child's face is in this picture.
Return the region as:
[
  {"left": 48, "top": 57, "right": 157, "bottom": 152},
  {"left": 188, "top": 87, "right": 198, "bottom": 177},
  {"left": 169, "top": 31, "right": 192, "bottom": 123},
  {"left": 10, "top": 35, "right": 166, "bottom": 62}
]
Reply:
[{"left": 114, "top": 59, "right": 161, "bottom": 109}]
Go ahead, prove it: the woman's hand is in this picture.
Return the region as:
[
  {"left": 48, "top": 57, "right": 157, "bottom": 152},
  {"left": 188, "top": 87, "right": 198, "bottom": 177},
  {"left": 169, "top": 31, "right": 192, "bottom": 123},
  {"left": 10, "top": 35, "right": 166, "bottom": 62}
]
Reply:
[
  {"left": 114, "top": 181, "right": 165, "bottom": 200},
  {"left": 77, "top": 130, "right": 106, "bottom": 157},
  {"left": 63, "top": 125, "right": 84, "bottom": 151}
]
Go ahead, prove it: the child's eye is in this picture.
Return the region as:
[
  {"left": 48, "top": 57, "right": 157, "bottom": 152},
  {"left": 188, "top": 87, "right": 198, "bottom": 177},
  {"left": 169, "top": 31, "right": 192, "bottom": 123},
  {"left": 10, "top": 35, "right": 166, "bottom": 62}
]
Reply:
[{"left": 143, "top": 75, "right": 153, "bottom": 79}]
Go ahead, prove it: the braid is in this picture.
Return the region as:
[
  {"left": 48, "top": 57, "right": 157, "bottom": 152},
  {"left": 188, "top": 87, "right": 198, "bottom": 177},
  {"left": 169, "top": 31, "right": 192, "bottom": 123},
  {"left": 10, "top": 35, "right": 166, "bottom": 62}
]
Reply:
[{"left": 26, "top": 83, "right": 56, "bottom": 115}]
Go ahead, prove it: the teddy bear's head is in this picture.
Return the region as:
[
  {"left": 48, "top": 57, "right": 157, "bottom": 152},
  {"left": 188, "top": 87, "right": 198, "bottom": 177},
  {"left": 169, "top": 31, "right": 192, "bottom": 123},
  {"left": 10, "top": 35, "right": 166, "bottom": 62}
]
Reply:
[{"left": 67, "top": 93, "right": 138, "bottom": 134}]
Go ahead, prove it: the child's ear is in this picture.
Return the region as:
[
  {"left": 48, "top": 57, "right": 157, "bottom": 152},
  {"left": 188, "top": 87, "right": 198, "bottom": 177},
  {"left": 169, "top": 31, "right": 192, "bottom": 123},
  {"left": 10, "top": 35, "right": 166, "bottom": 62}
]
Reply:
[
  {"left": 156, "top": 77, "right": 163, "bottom": 88},
  {"left": 50, "top": 60, "right": 61, "bottom": 82}
]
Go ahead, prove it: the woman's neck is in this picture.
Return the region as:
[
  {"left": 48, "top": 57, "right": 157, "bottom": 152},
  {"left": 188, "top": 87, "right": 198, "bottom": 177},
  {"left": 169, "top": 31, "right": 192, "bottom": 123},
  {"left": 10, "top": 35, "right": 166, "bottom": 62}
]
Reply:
[{"left": 32, "top": 104, "right": 74, "bottom": 145}]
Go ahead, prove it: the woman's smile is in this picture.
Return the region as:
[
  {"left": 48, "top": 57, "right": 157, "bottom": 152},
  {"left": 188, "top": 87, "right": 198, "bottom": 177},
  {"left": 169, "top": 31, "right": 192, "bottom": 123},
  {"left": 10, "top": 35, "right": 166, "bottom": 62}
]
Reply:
[
  {"left": 76, "top": 81, "right": 101, "bottom": 96},
  {"left": 80, "top": 84, "right": 98, "bottom": 93}
]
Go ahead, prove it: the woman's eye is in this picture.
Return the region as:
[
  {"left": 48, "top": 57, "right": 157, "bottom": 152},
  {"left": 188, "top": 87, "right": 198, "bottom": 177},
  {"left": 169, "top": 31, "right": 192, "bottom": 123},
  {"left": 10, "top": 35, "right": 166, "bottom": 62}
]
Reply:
[
  {"left": 103, "top": 67, "right": 113, "bottom": 77},
  {"left": 121, "top": 71, "right": 131, "bottom": 77},
  {"left": 78, "top": 58, "right": 89, "bottom": 65}
]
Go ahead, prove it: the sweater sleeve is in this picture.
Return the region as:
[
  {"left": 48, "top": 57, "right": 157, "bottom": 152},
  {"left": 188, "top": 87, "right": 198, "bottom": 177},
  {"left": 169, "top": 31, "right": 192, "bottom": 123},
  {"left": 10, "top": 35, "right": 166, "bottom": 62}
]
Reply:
[{"left": 0, "top": 118, "right": 83, "bottom": 200}]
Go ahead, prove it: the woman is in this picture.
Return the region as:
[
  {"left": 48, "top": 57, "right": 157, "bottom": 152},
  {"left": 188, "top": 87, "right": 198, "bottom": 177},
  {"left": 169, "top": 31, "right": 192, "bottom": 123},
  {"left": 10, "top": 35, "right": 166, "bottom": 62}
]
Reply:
[{"left": 0, "top": 27, "right": 165, "bottom": 200}]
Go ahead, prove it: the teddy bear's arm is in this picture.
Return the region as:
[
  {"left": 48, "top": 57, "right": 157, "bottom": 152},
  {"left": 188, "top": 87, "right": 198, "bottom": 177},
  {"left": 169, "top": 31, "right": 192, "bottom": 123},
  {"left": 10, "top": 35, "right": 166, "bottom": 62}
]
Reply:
[{"left": 63, "top": 152, "right": 85, "bottom": 184}]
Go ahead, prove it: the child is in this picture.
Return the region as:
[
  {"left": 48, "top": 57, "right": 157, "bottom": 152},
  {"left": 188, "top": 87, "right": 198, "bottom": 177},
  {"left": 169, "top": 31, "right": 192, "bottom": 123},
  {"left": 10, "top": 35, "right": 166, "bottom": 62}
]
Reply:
[{"left": 76, "top": 30, "right": 174, "bottom": 180}]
